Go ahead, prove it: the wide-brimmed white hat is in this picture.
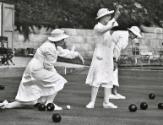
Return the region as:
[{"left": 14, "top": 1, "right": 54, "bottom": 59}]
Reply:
[
  {"left": 48, "top": 29, "right": 69, "bottom": 42},
  {"left": 96, "top": 8, "right": 114, "bottom": 19},
  {"left": 128, "top": 26, "right": 142, "bottom": 38}
]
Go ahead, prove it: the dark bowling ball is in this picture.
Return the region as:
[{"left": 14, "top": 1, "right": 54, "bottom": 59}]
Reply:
[
  {"left": 0, "top": 85, "right": 5, "bottom": 90},
  {"left": 46, "top": 103, "right": 55, "bottom": 111},
  {"left": 158, "top": 103, "right": 163, "bottom": 109},
  {"left": 52, "top": 113, "right": 62, "bottom": 123},
  {"left": 149, "top": 93, "right": 155, "bottom": 100},
  {"left": 128, "top": 104, "right": 137, "bottom": 112},
  {"left": 38, "top": 104, "right": 46, "bottom": 111},
  {"left": 140, "top": 102, "right": 148, "bottom": 110}
]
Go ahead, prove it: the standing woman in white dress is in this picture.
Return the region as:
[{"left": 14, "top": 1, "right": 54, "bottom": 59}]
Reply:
[
  {"left": 85, "top": 8, "right": 120, "bottom": 109},
  {"left": 0, "top": 29, "right": 84, "bottom": 110}
]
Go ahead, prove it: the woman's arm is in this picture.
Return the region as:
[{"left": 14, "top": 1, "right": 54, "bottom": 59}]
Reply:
[
  {"left": 57, "top": 46, "right": 84, "bottom": 64},
  {"left": 40, "top": 43, "right": 58, "bottom": 71},
  {"left": 113, "top": 35, "right": 128, "bottom": 60},
  {"left": 94, "top": 18, "right": 118, "bottom": 33}
]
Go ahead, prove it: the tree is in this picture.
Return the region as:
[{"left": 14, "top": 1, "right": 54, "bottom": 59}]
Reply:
[{"left": 0, "top": 0, "right": 162, "bottom": 40}]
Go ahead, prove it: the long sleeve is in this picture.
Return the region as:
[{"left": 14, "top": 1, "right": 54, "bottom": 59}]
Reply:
[
  {"left": 113, "top": 31, "right": 129, "bottom": 51},
  {"left": 57, "top": 46, "right": 79, "bottom": 59},
  {"left": 112, "top": 31, "right": 129, "bottom": 59},
  {"left": 94, "top": 18, "right": 118, "bottom": 33},
  {"left": 44, "top": 49, "right": 57, "bottom": 70},
  {"left": 39, "top": 42, "right": 58, "bottom": 71},
  {"left": 116, "top": 34, "right": 128, "bottom": 51}
]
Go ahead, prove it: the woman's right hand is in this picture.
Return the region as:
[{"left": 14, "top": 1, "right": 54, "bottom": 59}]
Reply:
[
  {"left": 114, "top": 9, "right": 121, "bottom": 20},
  {"left": 77, "top": 53, "right": 85, "bottom": 64},
  {"left": 114, "top": 4, "right": 123, "bottom": 20}
]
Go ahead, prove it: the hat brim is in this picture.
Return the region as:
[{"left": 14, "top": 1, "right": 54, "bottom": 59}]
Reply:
[
  {"left": 128, "top": 28, "right": 142, "bottom": 38},
  {"left": 96, "top": 10, "right": 114, "bottom": 19},
  {"left": 48, "top": 34, "right": 69, "bottom": 42}
]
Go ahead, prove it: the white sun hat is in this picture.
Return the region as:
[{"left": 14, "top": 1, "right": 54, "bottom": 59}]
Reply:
[
  {"left": 128, "top": 26, "right": 142, "bottom": 38},
  {"left": 48, "top": 29, "right": 69, "bottom": 42},
  {"left": 96, "top": 8, "right": 114, "bottom": 19}
]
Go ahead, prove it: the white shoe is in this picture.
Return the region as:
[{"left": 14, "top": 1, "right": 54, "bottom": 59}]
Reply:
[
  {"left": 103, "top": 102, "right": 118, "bottom": 109},
  {"left": 0, "top": 100, "right": 8, "bottom": 109},
  {"left": 109, "top": 94, "right": 120, "bottom": 99},
  {"left": 86, "top": 101, "right": 95, "bottom": 109},
  {"left": 53, "top": 104, "right": 63, "bottom": 110},
  {"left": 115, "top": 93, "right": 126, "bottom": 99}
]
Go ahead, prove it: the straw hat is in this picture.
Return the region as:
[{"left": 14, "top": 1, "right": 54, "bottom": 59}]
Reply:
[
  {"left": 96, "top": 8, "right": 114, "bottom": 19},
  {"left": 48, "top": 29, "right": 69, "bottom": 42},
  {"left": 128, "top": 26, "right": 142, "bottom": 38}
]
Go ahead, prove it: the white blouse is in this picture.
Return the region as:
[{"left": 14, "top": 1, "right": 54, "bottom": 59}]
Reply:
[
  {"left": 111, "top": 31, "right": 129, "bottom": 59},
  {"left": 36, "top": 41, "right": 79, "bottom": 70},
  {"left": 93, "top": 18, "right": 119, "bottom": 59}
]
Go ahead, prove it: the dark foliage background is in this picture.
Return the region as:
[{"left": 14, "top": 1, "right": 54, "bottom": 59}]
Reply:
[{"left": 1, "top": 0, "right": 163, "bottom": 29}]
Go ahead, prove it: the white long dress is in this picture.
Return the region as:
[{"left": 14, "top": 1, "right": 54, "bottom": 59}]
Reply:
[
  {"left": 15, "top": 41, "right": 78, "bottom": 102},
  {"left": 86, "top": 19, "right": 118, "bottom": 88},
  {"left": 112, "top": 31, "right": 129, "bottom": 86}
]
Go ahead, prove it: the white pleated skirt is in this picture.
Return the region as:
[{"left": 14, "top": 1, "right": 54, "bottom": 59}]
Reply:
[
  {"left": 15, "top": 58, "right": 67, "bottom": 102},
  {"left": 86, "top": 47, "right": 114, "bottom": 88}
]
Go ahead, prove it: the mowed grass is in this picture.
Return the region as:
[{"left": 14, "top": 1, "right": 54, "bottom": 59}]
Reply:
[{"left": 0, "top": 69, "right": 163, "bottom": 125}]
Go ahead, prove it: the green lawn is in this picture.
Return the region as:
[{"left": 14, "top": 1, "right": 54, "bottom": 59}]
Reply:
[{"left": 0, "top": 69, "right": 163, "bottom": 125}]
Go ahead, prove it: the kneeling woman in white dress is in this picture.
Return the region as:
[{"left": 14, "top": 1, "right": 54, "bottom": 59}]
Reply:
[{"left": 0, "top": 29, "right": 84, "bottom": 110}]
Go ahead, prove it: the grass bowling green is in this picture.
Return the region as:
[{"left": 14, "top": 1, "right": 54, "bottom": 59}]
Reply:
[{"left": 0, "top": 68, "right": 163, "bottom": 125}]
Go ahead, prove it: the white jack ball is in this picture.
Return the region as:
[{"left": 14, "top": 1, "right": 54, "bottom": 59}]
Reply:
[{"left": 66, "top": 105, "right": 71, "bottom": 109}]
